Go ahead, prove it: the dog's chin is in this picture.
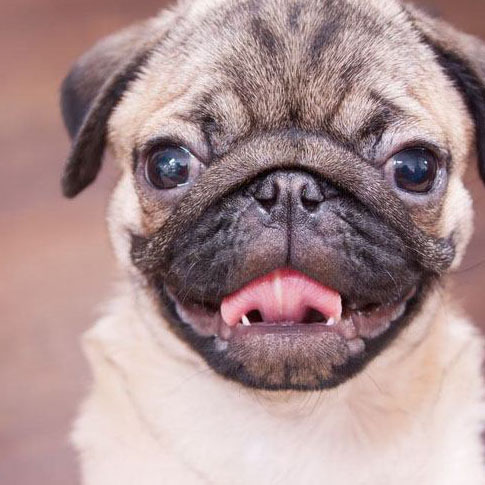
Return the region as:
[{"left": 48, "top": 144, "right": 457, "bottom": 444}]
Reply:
[{"left": 155, "top": 272, "right": 424, "bottom": 391}]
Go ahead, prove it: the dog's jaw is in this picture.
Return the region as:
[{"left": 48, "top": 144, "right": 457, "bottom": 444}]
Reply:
[{"left": 155, "top": 271, "right": 427, "bottom": 391}]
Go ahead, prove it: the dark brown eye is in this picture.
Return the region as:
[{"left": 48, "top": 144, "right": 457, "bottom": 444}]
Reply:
[
  {"left": 145, "top": 146, "right": 193, "bottom": 189},
  {"left": 392, "top": 148, "right": 439, "bottom": 193}
]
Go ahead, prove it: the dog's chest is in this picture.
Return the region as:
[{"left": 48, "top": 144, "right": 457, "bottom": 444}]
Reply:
[{"left": 76, "top": 381, "right": 466, "bottom": 485}]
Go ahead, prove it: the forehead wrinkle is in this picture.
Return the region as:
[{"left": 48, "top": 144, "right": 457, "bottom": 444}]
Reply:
[
  {"left": 350, "top": 91, "right": 407, "bottom": 151},
  {"left": 192, "top": 90, "right": 251, "bottom": 131},
  {"left": 210, "top": 126, "right": 365, "bottom": 171},
  {"left": 368, "top": 85, "right": 454, "bottom": 160},
  {"left": 189, "top": 88, "right": 255, "bottom": 162},
  {"left": 208, "top": 2, "right": 410, "bottom": 137}
]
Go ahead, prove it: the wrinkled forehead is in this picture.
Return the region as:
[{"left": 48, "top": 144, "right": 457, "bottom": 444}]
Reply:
[{"left": 110, "top": 0, "right": 470, "bottom": 162}]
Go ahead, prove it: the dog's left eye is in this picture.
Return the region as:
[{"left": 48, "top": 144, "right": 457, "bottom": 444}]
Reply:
[
  {"left": 391, "top": 148, "right": 439, "bottom": 194},
  {"left": 145, "top": 146, "right": 193, "bottom": 189}
]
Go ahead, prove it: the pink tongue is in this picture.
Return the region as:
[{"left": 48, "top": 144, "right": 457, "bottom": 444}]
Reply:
[{"left": 221, "top": 268, "right": 342, "bottom": 326}]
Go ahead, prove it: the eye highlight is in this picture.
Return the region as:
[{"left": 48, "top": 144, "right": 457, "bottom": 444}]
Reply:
[
  {"left": 391, "top": 148, "right": 439, "bottom": 194},
  {"left": 145, "top": 146, "right": 194, "bottom": 190}
]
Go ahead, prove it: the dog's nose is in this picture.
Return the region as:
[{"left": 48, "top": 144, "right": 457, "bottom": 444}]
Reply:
[{"left": 250, "top": 170, "right": 334, "bottom": 214}]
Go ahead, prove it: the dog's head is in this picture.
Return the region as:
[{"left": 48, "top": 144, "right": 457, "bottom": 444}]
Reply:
[{"left": 60, "top": 0, "right": 485, "bottom": 390}]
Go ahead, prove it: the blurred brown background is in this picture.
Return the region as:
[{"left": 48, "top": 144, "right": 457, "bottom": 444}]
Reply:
[{"left": 1, "top": 0, "right": 484, "bottom": 483}]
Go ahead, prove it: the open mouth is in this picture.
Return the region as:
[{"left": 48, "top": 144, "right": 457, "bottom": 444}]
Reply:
[{"left": 165, "top": 268, "right": 417, "bottom": 357}]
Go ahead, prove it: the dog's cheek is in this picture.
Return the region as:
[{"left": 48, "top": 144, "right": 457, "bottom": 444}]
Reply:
[
  {"left": 165, "top": 202, "right": 288, "bottom": 300},
  {"left": 108, "top": 172, "right": 145, "bottom": 273},
  {"left": 439, "top": 176, "right": 473, "bottom": 270}
]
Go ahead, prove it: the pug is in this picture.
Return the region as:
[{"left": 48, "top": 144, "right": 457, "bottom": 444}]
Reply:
[{"left": 61, "top": 0, "right": 485, "bottom": 483}]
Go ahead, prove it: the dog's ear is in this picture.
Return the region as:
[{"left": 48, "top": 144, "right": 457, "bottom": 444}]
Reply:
[
  {"left": 60, "top": 20, "right": 160, "bottom": 198},
  {"left": 407, "top": 6, "right": 485, "bottom": 184}
]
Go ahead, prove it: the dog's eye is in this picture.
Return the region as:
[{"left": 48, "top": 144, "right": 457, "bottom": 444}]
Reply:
[
  {"left": 145, "top": 146, "right": 193, "bottom": 189},
  {"left": 391, "top": 148, "right": 438, "bottom": 193}
]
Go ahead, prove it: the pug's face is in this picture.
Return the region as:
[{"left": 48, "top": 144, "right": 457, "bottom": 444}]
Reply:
[{"left": 61, "top": 0, "right": 485, "bottom": 390}]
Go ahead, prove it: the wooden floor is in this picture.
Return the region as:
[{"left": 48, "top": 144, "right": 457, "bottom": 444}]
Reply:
[{"left": 1, "top": 0, "right": 484, "bottom": 483}]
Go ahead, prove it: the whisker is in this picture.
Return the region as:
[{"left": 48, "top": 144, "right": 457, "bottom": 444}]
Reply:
[{"left": 452, "top": 259, "right": 485, "bottom": 275}]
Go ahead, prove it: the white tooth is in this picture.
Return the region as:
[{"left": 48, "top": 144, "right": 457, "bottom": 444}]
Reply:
[
  {"left": 326, "top": 317, "right": 336, "bottom": 327},
  {"left": 392, "top": 303, "right": 407, "bottom": 321},
  {"left": 242, "top": 315, "right": 251, "bottom": 326}
]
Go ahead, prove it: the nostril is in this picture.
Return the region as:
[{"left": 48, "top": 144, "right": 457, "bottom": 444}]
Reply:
[
  {"left": 252, "top": 181, "right": 279, "bottom": 212},
  {"left": 301, "top": 185, "right": 324, "bottom": 212},
  {"left": 301, "top": 198, "right": 320, "bottom": 212},
  {"left": 259, "top": 197, "right": 277, "bottom": 212}
]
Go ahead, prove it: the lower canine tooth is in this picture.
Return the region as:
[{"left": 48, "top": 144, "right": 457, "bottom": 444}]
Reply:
[
  {"left": 392, "top": 303, "right": 407, "bottom": 321},
  {"left": 326, "top": 317, "right": 336, "bottom": 327},
  {"left": 242, "top": 315, "right": 251, "bottom": 326}
]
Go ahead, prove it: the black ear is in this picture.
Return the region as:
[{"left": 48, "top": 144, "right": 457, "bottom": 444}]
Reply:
[
  {"left": 60, "top": 21, "right": 158, "bottom": 198},
  {"left": 407, "top": 6, "right": 485, "bottom": 184}
]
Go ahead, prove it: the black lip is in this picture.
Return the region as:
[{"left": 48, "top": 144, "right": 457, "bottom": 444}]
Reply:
[{"left": 154, "top": 276, "right": 430, "bottom": 391}]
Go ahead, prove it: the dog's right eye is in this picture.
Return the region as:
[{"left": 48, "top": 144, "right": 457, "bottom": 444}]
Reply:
[{"left": 145, "top": 146, "right": 194, "bottom": 190}]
